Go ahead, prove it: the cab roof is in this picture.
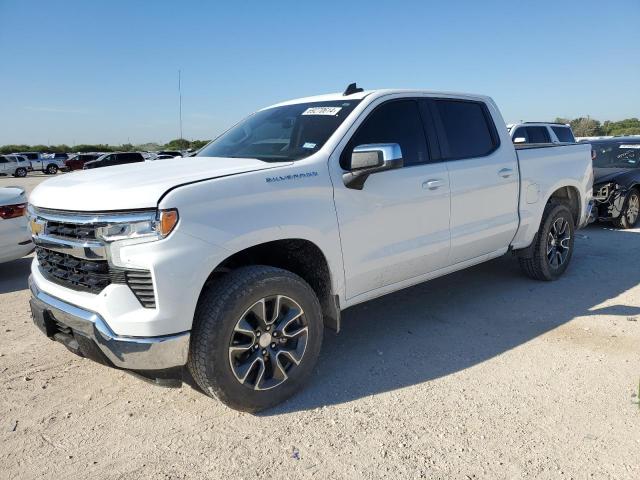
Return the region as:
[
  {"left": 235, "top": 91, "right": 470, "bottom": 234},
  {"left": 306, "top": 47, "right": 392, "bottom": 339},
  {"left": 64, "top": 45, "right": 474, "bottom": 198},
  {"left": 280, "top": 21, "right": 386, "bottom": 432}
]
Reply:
[{"left": 264, "top": 89, "right": 494, "bottom": 110}]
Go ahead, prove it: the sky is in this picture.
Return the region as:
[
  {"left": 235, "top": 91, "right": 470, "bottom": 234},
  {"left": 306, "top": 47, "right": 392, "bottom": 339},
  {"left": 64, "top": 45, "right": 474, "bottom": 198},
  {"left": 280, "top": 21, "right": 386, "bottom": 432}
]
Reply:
[{"left": 0, "top": 0, "right": 638, "bottom": 146}]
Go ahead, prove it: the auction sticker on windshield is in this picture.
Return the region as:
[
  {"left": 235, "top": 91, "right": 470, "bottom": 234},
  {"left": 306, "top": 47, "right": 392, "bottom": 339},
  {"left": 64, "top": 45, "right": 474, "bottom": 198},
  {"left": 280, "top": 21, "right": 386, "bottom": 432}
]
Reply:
[{"left": 302, "top": 106, "right": 342, "bottom": 116}]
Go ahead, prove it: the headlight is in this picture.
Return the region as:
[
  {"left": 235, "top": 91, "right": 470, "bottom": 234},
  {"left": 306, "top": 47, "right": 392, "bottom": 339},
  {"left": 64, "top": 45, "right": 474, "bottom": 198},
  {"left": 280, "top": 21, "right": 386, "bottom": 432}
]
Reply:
[{"left": 96, "top": 209, "right": 179, "bottom": 242}]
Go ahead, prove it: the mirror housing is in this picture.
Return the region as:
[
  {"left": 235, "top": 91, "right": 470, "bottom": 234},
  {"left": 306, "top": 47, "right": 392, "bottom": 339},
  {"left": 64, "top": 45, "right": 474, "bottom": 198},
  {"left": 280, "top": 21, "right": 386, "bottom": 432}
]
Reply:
[
  {"left": 513, "top": 137, "right": 526, "bottom": 144},
  {"left": 343, "top": 143, "right": 403, "bottom": 190}
]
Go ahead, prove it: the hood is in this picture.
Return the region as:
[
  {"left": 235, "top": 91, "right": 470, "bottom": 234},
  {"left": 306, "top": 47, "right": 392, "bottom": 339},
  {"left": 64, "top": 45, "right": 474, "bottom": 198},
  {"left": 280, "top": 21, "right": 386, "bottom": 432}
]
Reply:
[
  {"left": 0, "top": 186, "right": 27, "bottom": 206},
  {"left": 29, "top": 156, "right": 290, "bottom": 211},
  {"left": 593, "top": 167, "right": 640, "bottom": 187}
]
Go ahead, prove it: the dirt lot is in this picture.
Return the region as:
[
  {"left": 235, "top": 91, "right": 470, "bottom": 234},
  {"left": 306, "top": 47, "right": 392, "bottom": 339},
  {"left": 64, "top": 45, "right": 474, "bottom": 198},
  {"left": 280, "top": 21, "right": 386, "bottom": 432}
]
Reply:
[{"left": 1, "top": 174, "right": 639, "bottom": 479}]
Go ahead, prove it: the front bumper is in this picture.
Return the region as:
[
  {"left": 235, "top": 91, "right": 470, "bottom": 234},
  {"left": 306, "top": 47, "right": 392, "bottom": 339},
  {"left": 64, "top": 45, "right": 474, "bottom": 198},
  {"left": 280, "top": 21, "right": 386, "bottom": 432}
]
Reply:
[{"left": 29, "top": 276, "right": 190, "bottom": 371}]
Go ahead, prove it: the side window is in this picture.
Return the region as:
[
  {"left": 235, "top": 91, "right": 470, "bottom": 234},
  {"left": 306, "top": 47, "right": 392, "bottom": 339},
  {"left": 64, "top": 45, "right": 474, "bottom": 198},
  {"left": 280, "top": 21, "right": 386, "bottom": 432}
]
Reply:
[
  {"left": 0, "top": 157, "right": 8, "bottom": 163},
  {"left": 525, "top": 126, "right": 551, "bottom": 143},
  {"left": 344, "top": 100, "right": 429, "bottom": 167},
  {"left": 433, "top": 100, "right": 498, "bottom": 159},
  {"left": 551, "top": 126, "right": 575, "bottom": 143},
  {"left": 512, "top": 128, "right": 528, "bottom": 143}
]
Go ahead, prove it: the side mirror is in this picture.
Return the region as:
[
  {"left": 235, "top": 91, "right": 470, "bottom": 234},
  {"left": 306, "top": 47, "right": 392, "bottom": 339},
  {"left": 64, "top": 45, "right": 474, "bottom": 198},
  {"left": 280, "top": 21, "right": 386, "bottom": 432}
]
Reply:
[
  {"left": 513, "top": 137, "right": 526, "bottom": 144},
  {"left": 343, "top": 143, "right": 403, "bottom": 190}
]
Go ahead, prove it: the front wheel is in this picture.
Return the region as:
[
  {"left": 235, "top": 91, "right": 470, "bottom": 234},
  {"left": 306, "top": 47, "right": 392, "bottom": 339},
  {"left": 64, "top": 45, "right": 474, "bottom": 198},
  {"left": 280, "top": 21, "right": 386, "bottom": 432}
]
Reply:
[
  {"left": 614, "top": 189, "right": 639, "bottom": 229},
  {"left": 188, "top": 266, "right": 324, "bottom": 412},
  {"left": 45, "top": 164, "right": 58, "bottom": 174},
  {"left": 14, "top": 167, "right": 27, "bottom": 177},
  {"left": 519, "top": 202, "right": 575, "bottom": 281}
]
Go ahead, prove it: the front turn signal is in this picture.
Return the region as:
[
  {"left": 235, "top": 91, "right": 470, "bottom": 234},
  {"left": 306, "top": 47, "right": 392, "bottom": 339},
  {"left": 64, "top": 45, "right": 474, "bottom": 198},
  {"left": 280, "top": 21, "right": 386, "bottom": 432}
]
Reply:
[{"left": 158, "top": 209, "right": 179, "bottom": 237}]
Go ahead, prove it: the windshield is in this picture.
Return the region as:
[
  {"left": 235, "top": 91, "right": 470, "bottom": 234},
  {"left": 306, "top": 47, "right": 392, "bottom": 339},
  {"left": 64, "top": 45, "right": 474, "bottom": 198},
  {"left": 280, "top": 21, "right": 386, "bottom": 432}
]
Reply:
[
  {"left": 592, "top": 142, "right": 640, "bottom": 169},
  {"left": 197, "top": 100, "right": 361, "bottom": 162}
]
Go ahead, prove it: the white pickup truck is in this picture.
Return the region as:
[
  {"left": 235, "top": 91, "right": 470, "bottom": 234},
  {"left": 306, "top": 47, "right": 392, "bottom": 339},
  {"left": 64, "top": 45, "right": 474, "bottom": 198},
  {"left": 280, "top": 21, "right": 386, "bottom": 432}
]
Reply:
[{"left": 27, "top": 87, "right": 593, "bottom": 411}]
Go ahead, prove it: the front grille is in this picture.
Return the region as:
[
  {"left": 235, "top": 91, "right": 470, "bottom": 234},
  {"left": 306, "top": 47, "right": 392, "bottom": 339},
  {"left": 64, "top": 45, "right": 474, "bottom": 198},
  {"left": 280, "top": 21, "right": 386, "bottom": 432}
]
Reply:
[
  {"left": 37, "top": 247, "right": 111, "bottom": 292},
  {"left": 45, "top": 220, "right": 96, "bottom": 240},
  {"left": 36, "top": 246, "right": 155, "bottom": 308}
]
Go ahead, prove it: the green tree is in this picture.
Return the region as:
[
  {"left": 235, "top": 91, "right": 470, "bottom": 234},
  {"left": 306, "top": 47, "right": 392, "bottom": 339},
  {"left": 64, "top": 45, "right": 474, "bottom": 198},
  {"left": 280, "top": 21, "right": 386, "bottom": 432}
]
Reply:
[
  {"left": 569, "top": 117, "right": 603, "bottom": 137},
  {"left": 164, "top": 138, "right": 191, "bottom": 150}
]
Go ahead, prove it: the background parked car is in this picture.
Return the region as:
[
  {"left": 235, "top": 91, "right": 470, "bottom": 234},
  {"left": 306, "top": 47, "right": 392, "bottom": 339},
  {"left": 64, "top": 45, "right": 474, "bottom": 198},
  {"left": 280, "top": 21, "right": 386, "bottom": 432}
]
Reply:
[
  {"left": 64, "top": 153, "right": 103, "bottom": 171},
  {"left": 83, "top": 152, "right": 145, "bottom": 169},
  {"left": 0, "top": 186, "right": 32, "bottom": 264},
  {"left": 591, "top": 137, "right": 640, "bottom": 228},
  {"left": 507, "top": 122, "right": 576, "bottom": 144},
  {"left": 0, "top": 155, "right": 30, "bottom": 177},
  {"left": 157, "top": 150, "right": 183, "bottom": 158},
  {"left": 13, "top": 152, "right": 64, "bottom": 174}
]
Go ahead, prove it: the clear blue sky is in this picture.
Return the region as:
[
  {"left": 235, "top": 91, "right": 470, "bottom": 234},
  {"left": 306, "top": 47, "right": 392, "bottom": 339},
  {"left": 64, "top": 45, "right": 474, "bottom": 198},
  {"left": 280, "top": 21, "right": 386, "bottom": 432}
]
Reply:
[{"left": 1, "top": 0, "right": 638, "bottom": 145}]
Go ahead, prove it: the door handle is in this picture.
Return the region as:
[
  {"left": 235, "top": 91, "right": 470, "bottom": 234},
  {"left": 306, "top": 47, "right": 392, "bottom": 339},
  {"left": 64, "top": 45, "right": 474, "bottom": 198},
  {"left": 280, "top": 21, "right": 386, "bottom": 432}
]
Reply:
[
  {"left": 422, "top": 179, "right": 444, "bottom": 190},
  {"left": 498, "top": 168, "right": 514, "bottom": 178}
]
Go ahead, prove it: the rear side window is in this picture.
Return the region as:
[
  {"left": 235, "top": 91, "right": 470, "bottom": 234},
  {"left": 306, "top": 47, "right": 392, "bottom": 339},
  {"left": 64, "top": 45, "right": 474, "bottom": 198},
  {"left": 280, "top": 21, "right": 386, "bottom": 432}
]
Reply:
[
  {"left": 433, "top": 100, "right": 497, "bottom": 159},
  {"left": 512, "top": 128, "right": 528, "bottom": 143},
  {"left": 0, "top": 156, "right": 8, "bottom": 163},
  {"left": 551, "top": 126, "right": 575, "bottom": 143},
  {"left": 525, "top": 126, "right": 551, "bottom": 143},
  {"left": 344, "top": 99, "right": 429, "bottom": 167}
]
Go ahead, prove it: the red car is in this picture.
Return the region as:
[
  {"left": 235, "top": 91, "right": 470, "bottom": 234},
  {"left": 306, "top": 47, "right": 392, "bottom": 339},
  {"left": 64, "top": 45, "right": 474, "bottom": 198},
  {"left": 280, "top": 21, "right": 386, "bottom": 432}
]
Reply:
[{"left": 64, "top": 153, "right": 103, "bottom": 171}]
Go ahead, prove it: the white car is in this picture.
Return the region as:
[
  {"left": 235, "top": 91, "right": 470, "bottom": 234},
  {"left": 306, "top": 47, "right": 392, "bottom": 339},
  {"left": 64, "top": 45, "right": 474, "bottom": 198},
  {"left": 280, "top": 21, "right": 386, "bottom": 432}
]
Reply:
[
  {"left": 27, "top": 86, "right": 593, "bottom": 411},
  {"left": 0, "top": 155, "right": 30, "bottom": 177},
  {"left": 13, "top": 152, "right": 64, "bottom": 174},
  {"left": 0, "top": 187, "right": 32, "bottom": 264},
  {"left": 507, "top": 122, "right": 576, "bottom": 144}
]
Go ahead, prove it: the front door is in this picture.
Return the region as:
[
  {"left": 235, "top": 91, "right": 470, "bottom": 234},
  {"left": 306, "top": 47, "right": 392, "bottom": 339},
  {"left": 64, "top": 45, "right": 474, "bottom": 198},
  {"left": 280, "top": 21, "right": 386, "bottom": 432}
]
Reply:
[{"left": 331, "top": 98, "right": 451, "bottom": 299}]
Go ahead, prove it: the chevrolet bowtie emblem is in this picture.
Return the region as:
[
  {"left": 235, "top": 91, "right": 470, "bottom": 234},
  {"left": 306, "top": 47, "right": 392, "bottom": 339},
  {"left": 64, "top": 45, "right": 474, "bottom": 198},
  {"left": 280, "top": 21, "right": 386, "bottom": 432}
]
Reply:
[{"left": 30, "top": 219, "right": 44, "bottom": 236}]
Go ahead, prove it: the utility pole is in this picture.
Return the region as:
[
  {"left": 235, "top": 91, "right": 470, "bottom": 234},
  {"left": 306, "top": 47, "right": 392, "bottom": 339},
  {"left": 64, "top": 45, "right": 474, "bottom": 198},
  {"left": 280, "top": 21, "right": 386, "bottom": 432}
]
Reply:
[{"left": 178, "top": 69, "right": 183, "bottom": 140}]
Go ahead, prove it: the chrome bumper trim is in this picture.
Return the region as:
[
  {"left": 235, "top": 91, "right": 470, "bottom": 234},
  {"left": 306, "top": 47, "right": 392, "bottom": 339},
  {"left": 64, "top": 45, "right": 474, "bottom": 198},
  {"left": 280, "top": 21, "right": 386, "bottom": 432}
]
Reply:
[
  {"left": 29, "top": 276, "right": 189, "bottom": 370},
  {"left": 32, "top": 234, "right": 107, "bottom": 260}
]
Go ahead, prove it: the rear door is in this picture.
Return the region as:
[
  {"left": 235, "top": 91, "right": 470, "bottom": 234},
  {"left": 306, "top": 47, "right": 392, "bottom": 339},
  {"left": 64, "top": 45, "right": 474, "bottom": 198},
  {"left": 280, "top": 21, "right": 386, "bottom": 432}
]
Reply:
[{"left": 429, "top": 98, "right": 519, "bottom": 265}]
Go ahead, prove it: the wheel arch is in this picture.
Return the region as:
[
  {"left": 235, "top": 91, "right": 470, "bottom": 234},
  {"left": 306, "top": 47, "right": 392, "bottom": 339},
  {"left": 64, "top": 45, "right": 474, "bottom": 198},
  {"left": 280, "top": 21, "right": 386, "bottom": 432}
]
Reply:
[
  {"left": 546, "top": 185, "right": 581, "bottom": 227},
  {"left": 200, "top": 238, "right": 341, "bottom": 332}
]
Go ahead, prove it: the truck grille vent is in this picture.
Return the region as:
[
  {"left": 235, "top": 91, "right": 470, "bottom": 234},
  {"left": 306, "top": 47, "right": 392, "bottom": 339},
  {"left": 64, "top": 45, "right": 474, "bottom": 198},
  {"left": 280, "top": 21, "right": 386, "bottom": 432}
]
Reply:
[
  {"left": 36, "top": 246, "right": 155, "bottom": 308},
  {"left": 46, "top": 221, "right": 97, "bottom": 240},
  {"left": 37, "top": 247, "right": 111, "bottom": 292},
  {"left": 125, "top": 271, "right": 156, "bottom": 308}
]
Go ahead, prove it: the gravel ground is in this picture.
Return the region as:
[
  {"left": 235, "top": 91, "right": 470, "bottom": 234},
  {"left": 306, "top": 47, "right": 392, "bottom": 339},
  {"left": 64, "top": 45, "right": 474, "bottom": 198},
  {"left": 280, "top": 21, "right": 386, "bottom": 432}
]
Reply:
[{"left": 1, "top": 174, "right": 639, "bottom": 479}]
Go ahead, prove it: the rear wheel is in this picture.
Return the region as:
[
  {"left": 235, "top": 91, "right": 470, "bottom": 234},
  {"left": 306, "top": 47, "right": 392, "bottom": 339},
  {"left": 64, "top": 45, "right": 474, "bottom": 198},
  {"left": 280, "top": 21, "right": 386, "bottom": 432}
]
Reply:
[
  {"left": 519, "top": 202, "right": 575, "bottom": 281},
  {"left": 14, "top": 167, "right": 27, "bottom": 177},
  {"left": 614, "top": 189, "right": 639, "bottom": 229},
  {"left": 45, "top": 164, "right": 58, "bottom": 174},
  {"left": 188, "top": 266, "right": 323, "bottom": 412}
]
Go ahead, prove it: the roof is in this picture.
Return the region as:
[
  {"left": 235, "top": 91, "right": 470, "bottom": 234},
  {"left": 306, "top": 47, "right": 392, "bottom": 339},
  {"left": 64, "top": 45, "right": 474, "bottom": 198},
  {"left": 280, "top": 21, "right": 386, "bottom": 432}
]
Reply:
[{"left": 264, "top": 89, "right": 493, "bottom": 110}]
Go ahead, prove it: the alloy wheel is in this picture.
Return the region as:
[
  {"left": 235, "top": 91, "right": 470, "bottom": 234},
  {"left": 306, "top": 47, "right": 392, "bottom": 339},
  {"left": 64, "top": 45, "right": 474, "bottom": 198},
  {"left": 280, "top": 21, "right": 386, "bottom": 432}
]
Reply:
[
  {"left": 626, "top": 194, "right": 639, "bottom": 225},
  {"left": 228, "top": 295, "right": 309, "bottom": 391},
  {"left": 546, "top": 217, "right": 571, "bottom": 268}
]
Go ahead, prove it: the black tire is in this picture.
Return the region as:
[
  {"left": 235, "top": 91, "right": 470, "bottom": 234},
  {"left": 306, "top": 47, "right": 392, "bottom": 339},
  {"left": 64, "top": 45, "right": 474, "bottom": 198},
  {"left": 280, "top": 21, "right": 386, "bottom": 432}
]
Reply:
[
  {"left": 14, "top": 168, "right": 27, "bottom": 178},
  {"left": 613, "top": 188, "right": 639, "bottom": 229},
  {"left": 519, "top": 202, "right": 575, "bottom": 281},
  {"left": 188, "top": 265, "right": 324, "bottom": 412},
  {"left": 45, "top": 164, "right": 58, "bottom": 174}
]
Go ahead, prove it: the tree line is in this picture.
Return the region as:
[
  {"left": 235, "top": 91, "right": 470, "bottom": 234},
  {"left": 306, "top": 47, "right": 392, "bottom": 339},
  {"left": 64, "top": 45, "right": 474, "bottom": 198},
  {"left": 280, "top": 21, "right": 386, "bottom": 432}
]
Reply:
[
  {"left": 2, "top": 117, "right": 639, "bottom": 154},
  {"left": 0, "top": 138, "right": 210, "bottom": 155},
  {"left": 553, "top": 117, "right": 640, "bottom": 137}
]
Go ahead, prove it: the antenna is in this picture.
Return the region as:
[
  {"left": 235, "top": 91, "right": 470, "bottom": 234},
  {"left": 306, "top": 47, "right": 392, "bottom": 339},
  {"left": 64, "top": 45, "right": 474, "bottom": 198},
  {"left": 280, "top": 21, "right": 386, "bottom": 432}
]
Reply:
[
  {"left": 178, "top": 69, "right": 183, "bottom": 140},
  {"left": 343, "top": 82, "right": 364, "bottom": 96}
]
